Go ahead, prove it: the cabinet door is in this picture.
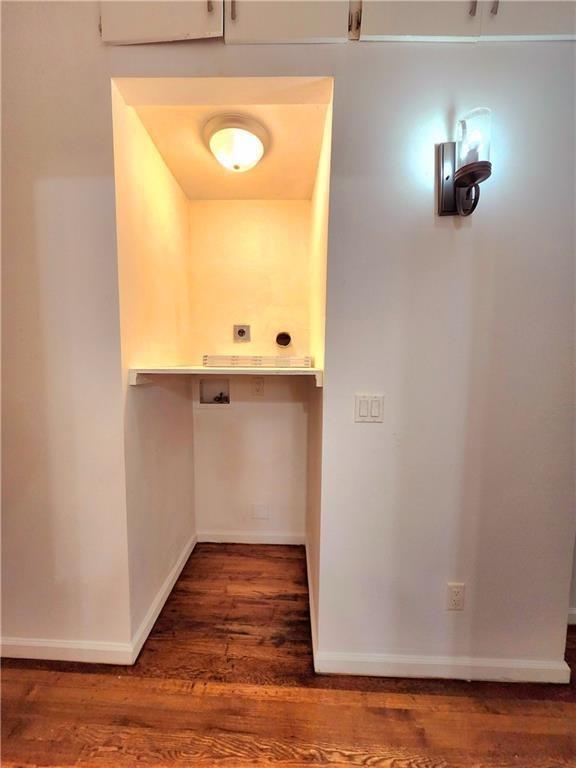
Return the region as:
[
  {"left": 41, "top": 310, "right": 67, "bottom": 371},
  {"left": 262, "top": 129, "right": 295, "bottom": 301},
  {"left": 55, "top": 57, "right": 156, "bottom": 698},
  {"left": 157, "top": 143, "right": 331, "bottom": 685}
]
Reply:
[
  {"left": 480, "top": 1, "right": 575, "bottom": 39},
  {"left": 224, "top": 0, "right": 350, "bottom": 44},
  {"left": 359, "top": 1, "right": 481, "bottom": 41},
  {"left": 100, "top": 1, "right": 223, "bottom": 44}
]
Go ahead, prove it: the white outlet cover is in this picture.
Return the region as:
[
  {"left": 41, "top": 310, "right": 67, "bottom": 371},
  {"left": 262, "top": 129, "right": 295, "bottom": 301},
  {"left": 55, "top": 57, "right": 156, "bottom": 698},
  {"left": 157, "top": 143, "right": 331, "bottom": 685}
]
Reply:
[
  {"left": 252, "top": 376, "right": 265, "bottom": 397},
  {"left": 446, "top": 582, "right": 465, "bottom": 611}
]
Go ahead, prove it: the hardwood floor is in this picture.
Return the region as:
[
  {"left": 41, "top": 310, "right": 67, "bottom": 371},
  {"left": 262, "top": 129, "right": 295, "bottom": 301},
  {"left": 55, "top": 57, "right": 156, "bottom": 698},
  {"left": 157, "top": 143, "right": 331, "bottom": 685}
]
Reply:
[{"left": 2, "top": 543, "right": 576, "bottom": 767}]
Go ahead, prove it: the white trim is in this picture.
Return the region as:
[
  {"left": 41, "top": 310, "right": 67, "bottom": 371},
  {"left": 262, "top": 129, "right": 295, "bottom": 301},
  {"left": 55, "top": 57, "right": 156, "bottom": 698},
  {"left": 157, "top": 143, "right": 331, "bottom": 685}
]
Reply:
[
  {"left": 226, "top": 38, "right": 350, "bottom": 45},
  {"left": 568, "top": 607, "right": 576, "bottom": 625},
  {"left": 315, "top": 650, "right": 570, "bottom": 684},
  {"left": 361, "top": 35, "right": 478, "bottom": 42},
  {"left": 197, "top": 530, "right": 305, "bottom": 545},
  {"left": 0, "top": 636, "right": 134, "bottom": 665},
  {"left": 305, "top": 541, "right": 318, "bottom": 659},
  {"left": 361, "top": 35, "right": 575, "bottom": 43},
  {"left": 1, "top": 533, "right": 198, "bottom": 666},
  {"left": 130, "top": 533, "right": 197, "bottom": 662},
  {"left": 479, "top": 35, "right": 576, "bottom": 42}
]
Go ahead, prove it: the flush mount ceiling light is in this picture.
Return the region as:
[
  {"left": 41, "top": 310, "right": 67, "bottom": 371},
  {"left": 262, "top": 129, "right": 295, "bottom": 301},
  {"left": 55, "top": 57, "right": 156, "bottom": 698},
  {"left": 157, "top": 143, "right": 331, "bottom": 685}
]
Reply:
[
  {"left": 203, "top": 114, "right": 269, "bottom": 173},
  {"left": 437, "top": 108, "right": 492, "bottom": 217}
]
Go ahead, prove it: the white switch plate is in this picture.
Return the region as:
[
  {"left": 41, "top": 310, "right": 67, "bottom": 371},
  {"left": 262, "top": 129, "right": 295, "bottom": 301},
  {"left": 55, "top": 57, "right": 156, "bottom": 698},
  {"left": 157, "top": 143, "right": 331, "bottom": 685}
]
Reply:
[
  {"left": 446, "top": 582, "right": 465, "bottom": 611},
  {"left": 354, "top": 394, "right": 384, "bottom": 423}
]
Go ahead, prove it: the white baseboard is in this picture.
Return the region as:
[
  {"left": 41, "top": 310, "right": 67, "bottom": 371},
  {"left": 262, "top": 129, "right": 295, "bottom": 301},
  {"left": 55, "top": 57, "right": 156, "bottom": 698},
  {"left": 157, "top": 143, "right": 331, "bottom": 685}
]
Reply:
[
  {"left": 130, "top": 532, "right": 197, "bottom": 662},
  {"left": 314, "top": 650, "right": 571, "bottom": 684},
  {"left": 1, "top": 533, "right": 198, "bottom": 666},
  {"left": 0, "top": 636, "right": 134, "bottom": 665},
  {"left": 197, "top": 530, "right": 305, "bottom": 545},
  {"left": 305, "top": 541, "right": 318, "bottom": 659},
  {"left": 569, "top": 608, "right": 576, "bottom": 625}
]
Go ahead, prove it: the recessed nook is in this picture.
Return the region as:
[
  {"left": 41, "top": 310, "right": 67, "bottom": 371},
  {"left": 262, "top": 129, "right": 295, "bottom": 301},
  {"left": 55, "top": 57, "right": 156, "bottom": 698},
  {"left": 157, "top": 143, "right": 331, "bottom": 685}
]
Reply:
[{"left": 111, "top": 76, "right": 332, "bottom": 580}]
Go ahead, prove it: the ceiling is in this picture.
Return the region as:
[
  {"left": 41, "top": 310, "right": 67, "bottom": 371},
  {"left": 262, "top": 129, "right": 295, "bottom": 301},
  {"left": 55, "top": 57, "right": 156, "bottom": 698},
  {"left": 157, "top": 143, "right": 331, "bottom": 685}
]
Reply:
[{"left": 134, "top": 103, "right": 329, "bottom": 200}]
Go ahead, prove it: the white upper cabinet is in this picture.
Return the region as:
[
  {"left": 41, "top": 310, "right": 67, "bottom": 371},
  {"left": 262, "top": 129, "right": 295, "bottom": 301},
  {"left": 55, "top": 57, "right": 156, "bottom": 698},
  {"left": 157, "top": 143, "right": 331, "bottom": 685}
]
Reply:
[
  {"left": 100, "top": 1, "right": 223, "bottom": 44},
  {"left": 479, "top": 1, "right": 576, "bottom": 39},
  {"left": 359, "top": 1, "right": 482, "bottom": 40},
  {"left": 359, "top": 0, "right": 575, "bottom": 40},
  {"left": 224, "top": 0, "right": 350, "bottom": 43}
]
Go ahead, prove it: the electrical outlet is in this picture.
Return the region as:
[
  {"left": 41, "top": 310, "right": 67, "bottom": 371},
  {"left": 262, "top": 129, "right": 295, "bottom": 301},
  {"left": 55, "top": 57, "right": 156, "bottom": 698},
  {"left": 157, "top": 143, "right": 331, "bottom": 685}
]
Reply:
[
  {"left": 233, "top": 324, "right": 251, "bottom": 342},
  {"left": 446, "top": 582, "right": 465, "bottom": 611},
  {"left": 252, "top": 376, "right": 265, "bottom": 397},
  {"left": 251, "top": 504, "right": 269, "bottom": 520}
]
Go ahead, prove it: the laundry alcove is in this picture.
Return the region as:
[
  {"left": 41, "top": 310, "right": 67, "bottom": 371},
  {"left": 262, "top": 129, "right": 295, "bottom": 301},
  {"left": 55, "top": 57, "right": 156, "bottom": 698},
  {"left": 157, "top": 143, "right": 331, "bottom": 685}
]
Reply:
[{"left": 111, "top": 76, "right": 332, "bottom": 639}]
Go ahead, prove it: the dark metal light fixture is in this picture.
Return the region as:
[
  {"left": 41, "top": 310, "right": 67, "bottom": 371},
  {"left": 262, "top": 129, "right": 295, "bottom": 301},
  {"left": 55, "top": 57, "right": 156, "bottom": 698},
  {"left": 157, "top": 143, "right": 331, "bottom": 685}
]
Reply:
[{"left": 437, "top": 108, "right": 492, "bottom": 217}]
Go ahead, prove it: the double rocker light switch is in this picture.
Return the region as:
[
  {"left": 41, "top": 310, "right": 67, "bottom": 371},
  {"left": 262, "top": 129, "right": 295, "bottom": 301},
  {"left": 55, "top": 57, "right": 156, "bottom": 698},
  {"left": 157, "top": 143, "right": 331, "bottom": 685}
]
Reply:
[{"left": 354, "top": 394, "right": 384, "bottom": 423}]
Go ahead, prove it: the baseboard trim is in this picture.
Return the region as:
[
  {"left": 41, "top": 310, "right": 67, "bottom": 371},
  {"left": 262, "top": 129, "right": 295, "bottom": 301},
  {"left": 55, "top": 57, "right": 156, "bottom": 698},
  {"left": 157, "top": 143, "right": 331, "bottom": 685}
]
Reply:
[
  {"left": 1, "top": 636, "right": 134, "bottom": 665},
  {"left": 568, "top": 608, "right": 576, "bottom": 626},
  {"left": 314, "top": 650, "right": 571, "bottom": 683},
  {"left": 197, "top": 530, "right": 305, "bottom": 545},
  {"left": 304, "top": 541, "right": 318, "bottom": 660},
  {"left": 1, "top": 533, "right": 198, "bottom": 666},
  {"left": 130, "top": 532, "right": 197, "bottom": 663}
]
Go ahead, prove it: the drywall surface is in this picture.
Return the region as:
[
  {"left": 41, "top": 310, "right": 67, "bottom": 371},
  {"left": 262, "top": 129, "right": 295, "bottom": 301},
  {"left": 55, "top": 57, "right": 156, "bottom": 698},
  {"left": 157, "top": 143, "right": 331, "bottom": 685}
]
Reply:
[
  {"left": 2, "top": 2, "right": 574, "bottom": 677},
  {"left": 1, "top": 4, "right": 131, "bottom": 648},
  {"left": 188, "top": 200, "right": 312, "bottom": 361},
  {"left": 309, "top": 105, "right": 332, "bottom": 371},
  {"left": 318, "top": 43, "right": 575, "bottom": 671},
  {"left": 123, "top": 378, "right": 195, "bottom": 634},
  {"left": 111, "top": 87, "right": 196, "bottom": 635},
  {"left": 305, "top": 385, "right": 324, "bottom": 651},
  {"left": 112, "top": 85, "right": 194, "bottom": 369},
  {"left": 570, "top": 548, "right": 576, "bottom": 624},
  {"left": 193, "top": 376, "right": 308, "bottom": 542}
]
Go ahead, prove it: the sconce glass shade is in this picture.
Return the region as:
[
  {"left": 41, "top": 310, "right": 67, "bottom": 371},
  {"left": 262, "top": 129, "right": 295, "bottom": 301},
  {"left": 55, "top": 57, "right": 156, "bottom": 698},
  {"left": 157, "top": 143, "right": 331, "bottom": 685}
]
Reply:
[
  {"left": 456, "top": 108, "right": 491, "bottom": 168},
  {"left": 203, "top": 115, "right": 269, "bottom": 173},
  {"left": 454, "top": 108, "right": 492, "bottom": 188}
]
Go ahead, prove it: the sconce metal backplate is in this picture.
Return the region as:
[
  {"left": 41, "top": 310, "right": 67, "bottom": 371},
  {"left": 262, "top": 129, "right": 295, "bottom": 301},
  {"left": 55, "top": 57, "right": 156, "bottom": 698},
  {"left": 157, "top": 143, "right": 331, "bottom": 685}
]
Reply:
[{"left": 437, "top": 141, "right": 458, "bottom": 216}]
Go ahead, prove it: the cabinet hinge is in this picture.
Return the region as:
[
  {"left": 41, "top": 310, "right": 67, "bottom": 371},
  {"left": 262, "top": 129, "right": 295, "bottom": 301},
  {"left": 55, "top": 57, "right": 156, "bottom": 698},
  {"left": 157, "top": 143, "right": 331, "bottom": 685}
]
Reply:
[{"left": 348, "top": 1, "right": 362, "bottom": 40}]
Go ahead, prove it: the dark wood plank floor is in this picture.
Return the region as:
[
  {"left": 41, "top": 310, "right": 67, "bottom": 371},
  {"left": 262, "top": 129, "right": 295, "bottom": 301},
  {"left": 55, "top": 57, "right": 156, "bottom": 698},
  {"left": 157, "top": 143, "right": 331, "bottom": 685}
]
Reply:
[{"left": 2, "top": 543, "right": 576, "bottom": 767}]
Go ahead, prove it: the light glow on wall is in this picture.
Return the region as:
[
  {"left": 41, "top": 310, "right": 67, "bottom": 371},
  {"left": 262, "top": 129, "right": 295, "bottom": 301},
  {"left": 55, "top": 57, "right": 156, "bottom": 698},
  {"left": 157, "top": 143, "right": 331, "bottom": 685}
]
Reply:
[{"left": 407, "top": 112, "right": 449, "bottom": 193}]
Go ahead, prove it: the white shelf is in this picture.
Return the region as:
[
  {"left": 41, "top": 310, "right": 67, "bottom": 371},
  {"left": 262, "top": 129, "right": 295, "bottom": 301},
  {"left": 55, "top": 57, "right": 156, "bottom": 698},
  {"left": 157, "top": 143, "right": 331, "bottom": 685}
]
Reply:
[{"left": 128, "top": 366, "right": 324, "bottom": 388}]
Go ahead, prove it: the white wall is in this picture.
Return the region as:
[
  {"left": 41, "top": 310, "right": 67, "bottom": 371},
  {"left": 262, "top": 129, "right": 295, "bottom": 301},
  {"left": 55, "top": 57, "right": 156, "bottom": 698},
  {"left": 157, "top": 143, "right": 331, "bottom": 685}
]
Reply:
[
  {"left": 1, "top": 2, "right": 132, "bottom": 659},
  {"left": 112, "top": 85, "right": 194, "bottom": 368},
  {"left": 188, "top": 200, "right": 317, "bottom": 545},
  {"left": 305, "top": 384, "right": 323, "bottom": 650},
  {"left": 193, "top": 376, "right": 309, "bottom": 543},
  {"left": 111, "top": 87, "right": 196, "bottom": 638},
  {"left": 188, "top": 200, "right": 313, "bottom": 360},
  {"left": 570, "top": 548, "right": 576, "bottom": 624},
  {"left": 318, "top": 42, "right": 575, "bottom": 679},
  {"left": 309, "top": 104, "right": 332, "bottom": 372},
  {"left": 2, "top": 2, "right": 574, "bottom": 679}
]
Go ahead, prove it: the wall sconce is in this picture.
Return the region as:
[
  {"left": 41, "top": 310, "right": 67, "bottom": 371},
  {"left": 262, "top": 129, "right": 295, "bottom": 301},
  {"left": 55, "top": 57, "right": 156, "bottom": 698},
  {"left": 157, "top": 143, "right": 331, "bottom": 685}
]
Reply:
[{"left": 437, "top": 108, "right": 492, "bottom": 217}]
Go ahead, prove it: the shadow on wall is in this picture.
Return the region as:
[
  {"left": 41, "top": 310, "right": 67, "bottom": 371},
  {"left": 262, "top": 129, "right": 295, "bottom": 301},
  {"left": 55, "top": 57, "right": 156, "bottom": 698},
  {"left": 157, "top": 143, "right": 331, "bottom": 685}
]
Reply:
[
  {"left": 2, "top": 175, "right": 130, "bottom": 644},
  {"left": 123, "top": 376, "right": 195, "bottom": 633}
]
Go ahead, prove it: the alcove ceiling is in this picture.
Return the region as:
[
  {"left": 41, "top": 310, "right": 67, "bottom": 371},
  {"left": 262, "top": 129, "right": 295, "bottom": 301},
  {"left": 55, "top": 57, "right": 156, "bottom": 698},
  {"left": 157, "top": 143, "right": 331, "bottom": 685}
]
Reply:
[
  {"left": 113, "top": 76, "right": 333, "bottom": 201},
  {"left": 135, "top": 103, "right": 327, "bottom": 200}
]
